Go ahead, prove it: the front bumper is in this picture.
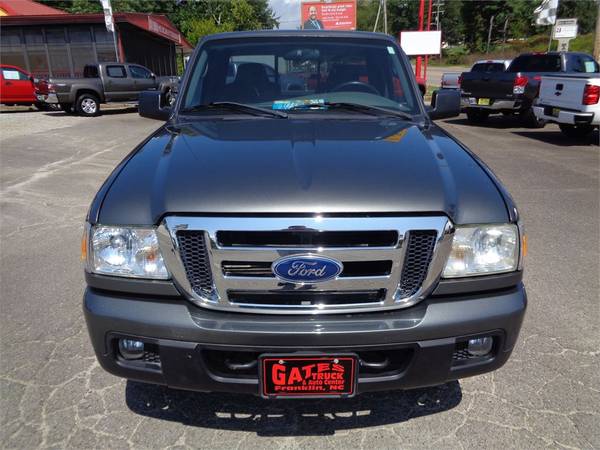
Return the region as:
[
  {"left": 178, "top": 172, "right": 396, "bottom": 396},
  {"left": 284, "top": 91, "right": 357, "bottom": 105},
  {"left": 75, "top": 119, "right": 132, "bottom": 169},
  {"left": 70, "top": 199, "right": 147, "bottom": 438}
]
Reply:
[
  {"left": 533, "top": 105, "right": 596, "bottom": 126},
  {"left": 84, "top": 284, "right": 526, "bottom": 396}
]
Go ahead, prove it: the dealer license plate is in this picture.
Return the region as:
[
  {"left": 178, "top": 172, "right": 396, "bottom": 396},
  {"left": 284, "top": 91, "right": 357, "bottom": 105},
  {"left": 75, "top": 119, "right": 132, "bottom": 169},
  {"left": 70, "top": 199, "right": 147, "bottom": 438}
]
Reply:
[
  {"left": 260, "top": 355, "right": 357, "bottom": 398},
  {"left": 477, "top": 98, "right": 491, "bottom": 106}
]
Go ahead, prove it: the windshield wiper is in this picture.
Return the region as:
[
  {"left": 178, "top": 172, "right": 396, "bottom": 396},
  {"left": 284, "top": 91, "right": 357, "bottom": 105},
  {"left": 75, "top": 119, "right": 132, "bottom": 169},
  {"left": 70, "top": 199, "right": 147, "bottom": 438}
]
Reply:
[
  {"left": 182, "top": 101, "right": 288, "bottom": 118},
  {"left": 289, "top": 101, "right": 414, "bottom": 120}
]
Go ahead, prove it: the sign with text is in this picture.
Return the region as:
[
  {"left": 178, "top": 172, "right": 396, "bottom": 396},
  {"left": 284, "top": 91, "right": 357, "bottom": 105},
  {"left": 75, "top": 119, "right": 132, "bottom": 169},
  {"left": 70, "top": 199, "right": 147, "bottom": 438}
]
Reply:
[
  {"left": 400, "top": 30, "right": 442, "bottom": 56},
  {"left": 301, "top": 1, "right": 356, "bottom": 31},
  {"left": 148, "top": 17, "right": 181, "bottom": 44},
  {"left": 553, "top": 18, "right": 578, "bottom": 39}
]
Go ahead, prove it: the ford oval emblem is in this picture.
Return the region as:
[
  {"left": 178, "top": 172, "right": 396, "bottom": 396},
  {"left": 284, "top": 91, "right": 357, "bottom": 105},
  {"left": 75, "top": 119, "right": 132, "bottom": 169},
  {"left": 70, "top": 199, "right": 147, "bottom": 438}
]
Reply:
[{"left": 272, "top": 255, "right": 343, "bottom": 284}]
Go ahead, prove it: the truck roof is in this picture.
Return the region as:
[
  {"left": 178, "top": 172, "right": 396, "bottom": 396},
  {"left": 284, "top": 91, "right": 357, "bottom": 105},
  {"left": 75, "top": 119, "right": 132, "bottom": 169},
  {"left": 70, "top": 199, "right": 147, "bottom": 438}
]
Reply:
[{"left": 200, "top": 30, "right": 397, "bottom": 44}]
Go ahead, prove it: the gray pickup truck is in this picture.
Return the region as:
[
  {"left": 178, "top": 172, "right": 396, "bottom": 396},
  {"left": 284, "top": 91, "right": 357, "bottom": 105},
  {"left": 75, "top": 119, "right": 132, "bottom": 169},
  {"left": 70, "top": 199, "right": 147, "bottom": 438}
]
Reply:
[
  {"left": 36, "top": 62, "right": 178, "bottom": 116},
  {"left": 83, "top": 31, "right": 526, "bottom": 399}
]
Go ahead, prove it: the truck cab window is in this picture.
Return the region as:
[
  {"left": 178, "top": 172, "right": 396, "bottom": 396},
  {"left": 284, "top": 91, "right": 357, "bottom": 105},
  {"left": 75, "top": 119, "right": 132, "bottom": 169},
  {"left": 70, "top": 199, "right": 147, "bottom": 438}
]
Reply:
[
  {"left": 106, "top": 65, "right": 126, "bottom": 78},
  {"left": 130, "top": 66, "right": 152, "bottom": 79}
]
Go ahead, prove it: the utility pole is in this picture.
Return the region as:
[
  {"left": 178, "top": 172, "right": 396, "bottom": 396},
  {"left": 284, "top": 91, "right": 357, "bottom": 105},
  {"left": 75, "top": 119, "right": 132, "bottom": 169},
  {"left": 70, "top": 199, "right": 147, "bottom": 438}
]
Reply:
[
  {"left": 373, "top": 0, "right": 382, "bottom": 32},
  {"left": 434, "top": 0, "right": 444, "bottom": 30},
  {"left": 594, "top": 1, "right": 600, "bottom": 61},
  {"left": 503, "top": 16, "right": 509, "bottom": 44},
  {"left": 486, "top": 15, "right": 495, "bottom": 54},
  {"left": 383, "top": 0, "right": 388, "bottom": 34}
]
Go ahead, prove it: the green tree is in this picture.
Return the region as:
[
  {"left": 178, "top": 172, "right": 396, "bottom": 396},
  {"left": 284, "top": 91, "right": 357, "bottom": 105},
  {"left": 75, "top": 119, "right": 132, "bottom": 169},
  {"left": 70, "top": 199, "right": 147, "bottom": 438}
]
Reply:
[{"left": 439, "top": 0, "right": 464, "bottom": 45}]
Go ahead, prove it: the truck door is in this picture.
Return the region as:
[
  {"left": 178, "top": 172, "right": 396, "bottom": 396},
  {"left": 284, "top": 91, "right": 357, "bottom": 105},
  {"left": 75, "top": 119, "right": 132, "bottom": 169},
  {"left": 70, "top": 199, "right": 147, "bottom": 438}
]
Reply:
[
  {"left": 103, "top": 64, "right": 132, "bottom": 101},
  {"left": 128, "top": 65, "right": 156, "bottom": 94},
  {"left": 1, "top": 67, "right": 34, "bottom": 103}
]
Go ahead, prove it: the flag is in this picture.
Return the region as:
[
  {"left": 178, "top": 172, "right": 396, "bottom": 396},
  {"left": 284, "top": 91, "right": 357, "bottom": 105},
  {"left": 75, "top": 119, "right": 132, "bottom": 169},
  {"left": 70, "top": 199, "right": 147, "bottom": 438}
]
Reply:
[
  {"left": 99, "top": 0, "right": 115, "bottom": 32},
  {"left": 534, "top": 0, "right": 559, "bottom": 26}
]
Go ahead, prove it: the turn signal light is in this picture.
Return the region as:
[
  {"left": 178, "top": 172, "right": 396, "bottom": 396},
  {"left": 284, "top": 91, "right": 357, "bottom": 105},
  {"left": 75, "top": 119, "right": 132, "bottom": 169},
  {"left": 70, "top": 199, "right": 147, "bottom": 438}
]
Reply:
[{"left": 582, "top": 84, "right": 600, "bottom": 105}]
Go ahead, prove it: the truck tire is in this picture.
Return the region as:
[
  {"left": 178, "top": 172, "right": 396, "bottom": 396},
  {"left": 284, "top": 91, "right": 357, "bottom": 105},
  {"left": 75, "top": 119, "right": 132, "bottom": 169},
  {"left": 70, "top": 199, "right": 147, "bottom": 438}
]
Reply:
[
  {"left": 559, "top": 123, "right": 594, "bottom": 138},
  {"left": 34, "top": 102, "right": 52, "bottom": 111},
  {"left": 60, "top": 103, "right": 74, "bottom": 114},
  {"left": 466, "top": 108, "right": 489, "bottom": 124},
  {"left": 76, "top": 93, "right": 100, "bottom": 117},
  {"left": 521, "top": 107, "right": 545, "bottom": 129}
]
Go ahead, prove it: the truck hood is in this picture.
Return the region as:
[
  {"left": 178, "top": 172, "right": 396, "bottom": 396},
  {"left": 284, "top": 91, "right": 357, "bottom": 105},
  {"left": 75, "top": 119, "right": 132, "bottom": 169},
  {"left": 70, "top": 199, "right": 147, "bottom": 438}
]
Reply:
[{"left": 97, "top": 118, "right": 508, "bottom": 225}]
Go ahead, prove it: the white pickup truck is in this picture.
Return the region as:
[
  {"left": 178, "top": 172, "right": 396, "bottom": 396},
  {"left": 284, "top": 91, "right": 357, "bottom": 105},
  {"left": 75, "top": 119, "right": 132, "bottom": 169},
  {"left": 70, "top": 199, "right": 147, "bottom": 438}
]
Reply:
[{"left": 533, "top": 74, "right": 599, "bottom": 138}]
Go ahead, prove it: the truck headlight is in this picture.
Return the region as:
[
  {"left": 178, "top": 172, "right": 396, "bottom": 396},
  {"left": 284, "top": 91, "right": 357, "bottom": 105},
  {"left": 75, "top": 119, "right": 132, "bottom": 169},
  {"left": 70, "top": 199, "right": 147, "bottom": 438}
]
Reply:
[
  {"left": 87, "top": 226, "right": 169, "bottom": 279},
  {"left": 443, "top": 224, "right": 519, "bottom": 278}
]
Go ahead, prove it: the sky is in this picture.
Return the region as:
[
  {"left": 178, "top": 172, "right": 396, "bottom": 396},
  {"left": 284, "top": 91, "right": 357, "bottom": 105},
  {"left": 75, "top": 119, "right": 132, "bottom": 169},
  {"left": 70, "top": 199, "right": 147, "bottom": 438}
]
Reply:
[{"left": 269, "top": 0, "right": 302, "bottom": 29}]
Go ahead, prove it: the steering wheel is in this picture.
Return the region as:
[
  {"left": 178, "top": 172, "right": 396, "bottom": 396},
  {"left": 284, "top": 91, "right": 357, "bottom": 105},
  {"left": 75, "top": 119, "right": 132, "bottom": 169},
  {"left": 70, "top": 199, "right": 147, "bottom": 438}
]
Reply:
[{"left": 330, "top": 81, "right": 380, "bottom": 95}]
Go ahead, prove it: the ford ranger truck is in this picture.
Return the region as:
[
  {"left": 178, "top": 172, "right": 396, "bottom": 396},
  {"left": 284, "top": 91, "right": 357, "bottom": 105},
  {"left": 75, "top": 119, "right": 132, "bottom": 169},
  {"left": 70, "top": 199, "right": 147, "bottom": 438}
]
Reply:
[{"left": 83, "top": 31, "right": 526, "bottom": 399}]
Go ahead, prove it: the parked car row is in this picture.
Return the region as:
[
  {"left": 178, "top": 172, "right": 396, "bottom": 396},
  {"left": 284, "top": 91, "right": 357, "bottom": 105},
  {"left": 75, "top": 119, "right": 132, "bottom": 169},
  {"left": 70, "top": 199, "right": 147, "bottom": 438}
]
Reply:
[
  {"left": 441, "top": 51, "right": 599, "bottom": 138},
  {"left": 2, "top": 62, "right": 178, "bottom": 116}
]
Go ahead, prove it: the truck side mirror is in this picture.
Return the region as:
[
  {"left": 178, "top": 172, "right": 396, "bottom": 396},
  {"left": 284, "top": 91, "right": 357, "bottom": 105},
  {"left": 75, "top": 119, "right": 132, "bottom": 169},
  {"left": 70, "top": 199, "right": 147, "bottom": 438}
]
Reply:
[
  {"left": 428, "top": 89, "right": 461, "bottom": 120},
  {"left": 139, "top": 91, "right": 171, "bottom": 121}
]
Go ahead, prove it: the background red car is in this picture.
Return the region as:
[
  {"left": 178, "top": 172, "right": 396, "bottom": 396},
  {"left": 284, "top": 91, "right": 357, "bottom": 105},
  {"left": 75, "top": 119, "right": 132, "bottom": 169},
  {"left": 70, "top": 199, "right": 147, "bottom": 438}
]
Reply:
[{"left": 0, "top": 65, "right": 47, "bottom": 109}]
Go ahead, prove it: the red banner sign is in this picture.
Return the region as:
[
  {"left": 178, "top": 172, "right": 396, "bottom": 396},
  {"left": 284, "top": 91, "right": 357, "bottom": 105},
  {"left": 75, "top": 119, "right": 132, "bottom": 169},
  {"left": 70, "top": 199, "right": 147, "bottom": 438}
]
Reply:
[{"left": 301, "top": 1, "right": 357, "bottom": 31}]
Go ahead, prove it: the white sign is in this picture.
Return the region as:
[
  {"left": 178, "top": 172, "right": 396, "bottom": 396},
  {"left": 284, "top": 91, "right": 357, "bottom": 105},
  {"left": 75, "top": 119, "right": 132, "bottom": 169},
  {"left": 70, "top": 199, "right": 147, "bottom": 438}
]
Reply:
[
  {"left": 99, "top": 0, "right": 115, "bottom": 33},
  {"left": 399, "top": 31, "right": 442, "bottom": 56},
  {"left": 553, "top": 18, "right": 578, "bottom": 39}
]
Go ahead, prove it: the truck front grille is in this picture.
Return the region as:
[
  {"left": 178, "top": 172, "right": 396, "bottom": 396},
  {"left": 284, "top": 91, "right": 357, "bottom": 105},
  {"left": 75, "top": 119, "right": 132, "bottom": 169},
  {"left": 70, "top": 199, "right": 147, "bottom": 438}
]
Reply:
[
  {"left": 176, "top": 230, "right": 213, "bottom": 297},
  {"left": 397, "top": 231, "right": 437, "bottom": 298},
  {"left": 160, "top": 216, "right": 453, "bottom": 314}
]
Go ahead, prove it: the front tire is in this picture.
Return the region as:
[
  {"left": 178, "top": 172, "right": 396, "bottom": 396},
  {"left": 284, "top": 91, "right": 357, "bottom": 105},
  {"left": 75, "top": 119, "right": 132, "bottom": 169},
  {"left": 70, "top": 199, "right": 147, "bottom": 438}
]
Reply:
[
  {"left": 559, "top": 123, "right": 594, "bottom": 138},
  {"left": 76, "top": 94, "right": 100, "bottom": 117},
  {"left": 466, "top": 108, "right": 489, "bottom": 124}
]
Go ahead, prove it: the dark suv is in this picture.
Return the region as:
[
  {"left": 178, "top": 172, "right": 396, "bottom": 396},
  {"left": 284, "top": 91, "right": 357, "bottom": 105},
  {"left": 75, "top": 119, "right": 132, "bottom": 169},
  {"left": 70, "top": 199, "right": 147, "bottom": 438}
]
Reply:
[{"left": 83, "top": 31, "right": 526, "bottom": 399}]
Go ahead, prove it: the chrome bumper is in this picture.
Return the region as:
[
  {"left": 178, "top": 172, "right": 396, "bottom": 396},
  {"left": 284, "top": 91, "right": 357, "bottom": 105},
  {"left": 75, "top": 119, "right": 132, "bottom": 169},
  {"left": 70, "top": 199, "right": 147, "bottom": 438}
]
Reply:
[
  {"left": 533, "top": 106, "right": 596, "bottom": 125},
  {"left": 36, "top": 93, "right": 59, "bottom": 104},
  {"left": 463, "top": 97, "right": 519, "bottom": 111}
]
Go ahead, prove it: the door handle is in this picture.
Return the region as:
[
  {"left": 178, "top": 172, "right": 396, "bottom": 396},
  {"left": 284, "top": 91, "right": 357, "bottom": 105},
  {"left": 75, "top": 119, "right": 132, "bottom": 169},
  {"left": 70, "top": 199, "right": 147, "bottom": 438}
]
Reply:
[{"left": 5, "top": 81, "right": 13, "bottom": 85}]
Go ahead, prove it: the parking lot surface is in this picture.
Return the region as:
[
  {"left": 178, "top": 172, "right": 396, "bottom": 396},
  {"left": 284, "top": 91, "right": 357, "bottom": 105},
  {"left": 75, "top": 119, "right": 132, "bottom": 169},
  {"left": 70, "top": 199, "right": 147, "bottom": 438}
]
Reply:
[{"left": 1, "top": 107, "right": 598, "bottom": 449}]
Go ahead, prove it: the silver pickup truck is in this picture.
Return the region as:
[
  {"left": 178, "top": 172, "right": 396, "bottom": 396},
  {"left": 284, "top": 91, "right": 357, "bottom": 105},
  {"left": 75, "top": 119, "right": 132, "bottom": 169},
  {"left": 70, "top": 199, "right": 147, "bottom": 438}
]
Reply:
[{"left": 36, "top": 62, "right": 178, "bottom": 116}]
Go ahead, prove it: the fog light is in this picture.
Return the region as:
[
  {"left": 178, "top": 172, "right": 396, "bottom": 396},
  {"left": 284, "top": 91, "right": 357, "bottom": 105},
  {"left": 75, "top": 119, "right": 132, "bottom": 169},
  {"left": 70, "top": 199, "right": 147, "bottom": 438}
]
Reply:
[
  {"left": 467, "top": 337, "right": 493, "bottom": 356},
  {"left": 118, "top": 339, "right": 144, "bottom": 360}
]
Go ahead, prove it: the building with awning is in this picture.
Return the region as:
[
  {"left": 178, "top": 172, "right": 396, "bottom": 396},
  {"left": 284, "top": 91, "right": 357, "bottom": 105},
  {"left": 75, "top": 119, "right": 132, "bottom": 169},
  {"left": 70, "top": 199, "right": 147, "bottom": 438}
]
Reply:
[{"left": 0, "top": 0, "right": 192, "bottom": 77}]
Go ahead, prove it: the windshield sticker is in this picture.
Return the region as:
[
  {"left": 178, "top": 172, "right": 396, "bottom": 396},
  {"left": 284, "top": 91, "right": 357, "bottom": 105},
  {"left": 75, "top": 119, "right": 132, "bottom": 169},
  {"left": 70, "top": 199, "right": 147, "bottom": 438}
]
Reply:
[
  {"left": 272, "top": 99, "right": 325, "bottom": 110},
  {"left": 387, "top": 46, "right": 396, "bottom": 55}
]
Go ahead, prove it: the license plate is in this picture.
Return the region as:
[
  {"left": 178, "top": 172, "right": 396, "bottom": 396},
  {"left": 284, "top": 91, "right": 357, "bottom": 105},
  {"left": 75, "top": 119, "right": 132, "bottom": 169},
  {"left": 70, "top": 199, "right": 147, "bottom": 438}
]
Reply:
[
  {"left": 552, "top": 107, "right": 560, "bottom": 117},
  {"left": 477, "top": 98, "right": 491, "bottom": 106},
  {"left": 260, "top": 355, "right": 357, "bottom": 398}
]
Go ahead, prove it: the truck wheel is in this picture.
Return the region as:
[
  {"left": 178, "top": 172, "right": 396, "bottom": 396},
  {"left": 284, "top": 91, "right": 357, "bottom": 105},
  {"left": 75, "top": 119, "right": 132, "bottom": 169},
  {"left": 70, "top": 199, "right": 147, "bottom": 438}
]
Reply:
[
  {"left": 521, "top": 108, "right": 545, "bottom": 128},
  {"left": 466, "top": 109, "right": 489, "bottom": 124},
  {"left": 34, "top": 102, "right": 52, "bottom": 111},
  {"left": 559, "top": 123, "right": 594, "bottom": 138},
  {"left": 76, "top": 94, "right": 100, "bottom": 117},
  {"left": 60, "top": 103, "right": 74, "bottom": 114}
]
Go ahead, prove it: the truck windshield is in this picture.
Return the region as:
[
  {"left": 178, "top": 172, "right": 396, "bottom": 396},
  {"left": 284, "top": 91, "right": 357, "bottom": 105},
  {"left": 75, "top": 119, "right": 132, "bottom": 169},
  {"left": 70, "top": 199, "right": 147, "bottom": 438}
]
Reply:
[{"left": 182, "top": 38, "right": 419, "bottom": 115}]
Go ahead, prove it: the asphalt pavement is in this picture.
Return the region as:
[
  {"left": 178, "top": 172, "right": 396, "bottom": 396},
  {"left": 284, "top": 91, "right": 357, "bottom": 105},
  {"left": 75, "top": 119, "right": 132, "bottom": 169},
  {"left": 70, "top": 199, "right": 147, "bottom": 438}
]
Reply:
[{"left": 0, "top": 106, "right": 598, "bottom": 449}]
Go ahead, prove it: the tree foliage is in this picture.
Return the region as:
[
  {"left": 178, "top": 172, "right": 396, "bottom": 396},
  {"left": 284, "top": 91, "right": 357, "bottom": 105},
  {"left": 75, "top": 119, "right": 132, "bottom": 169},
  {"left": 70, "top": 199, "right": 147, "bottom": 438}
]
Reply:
[
  {"left": 355, "top": 0, "right": 598, "bottom": 52},
  {"left": 39, "top": 0, "right": 278, "bottom": 45}
]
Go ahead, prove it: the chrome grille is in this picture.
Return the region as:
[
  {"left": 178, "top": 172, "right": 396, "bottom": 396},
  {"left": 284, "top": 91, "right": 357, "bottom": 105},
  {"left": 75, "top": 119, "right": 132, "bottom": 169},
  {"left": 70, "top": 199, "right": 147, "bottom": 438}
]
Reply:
[{"left": 157, "top": 216, "right": 454, "bottom": 315}]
